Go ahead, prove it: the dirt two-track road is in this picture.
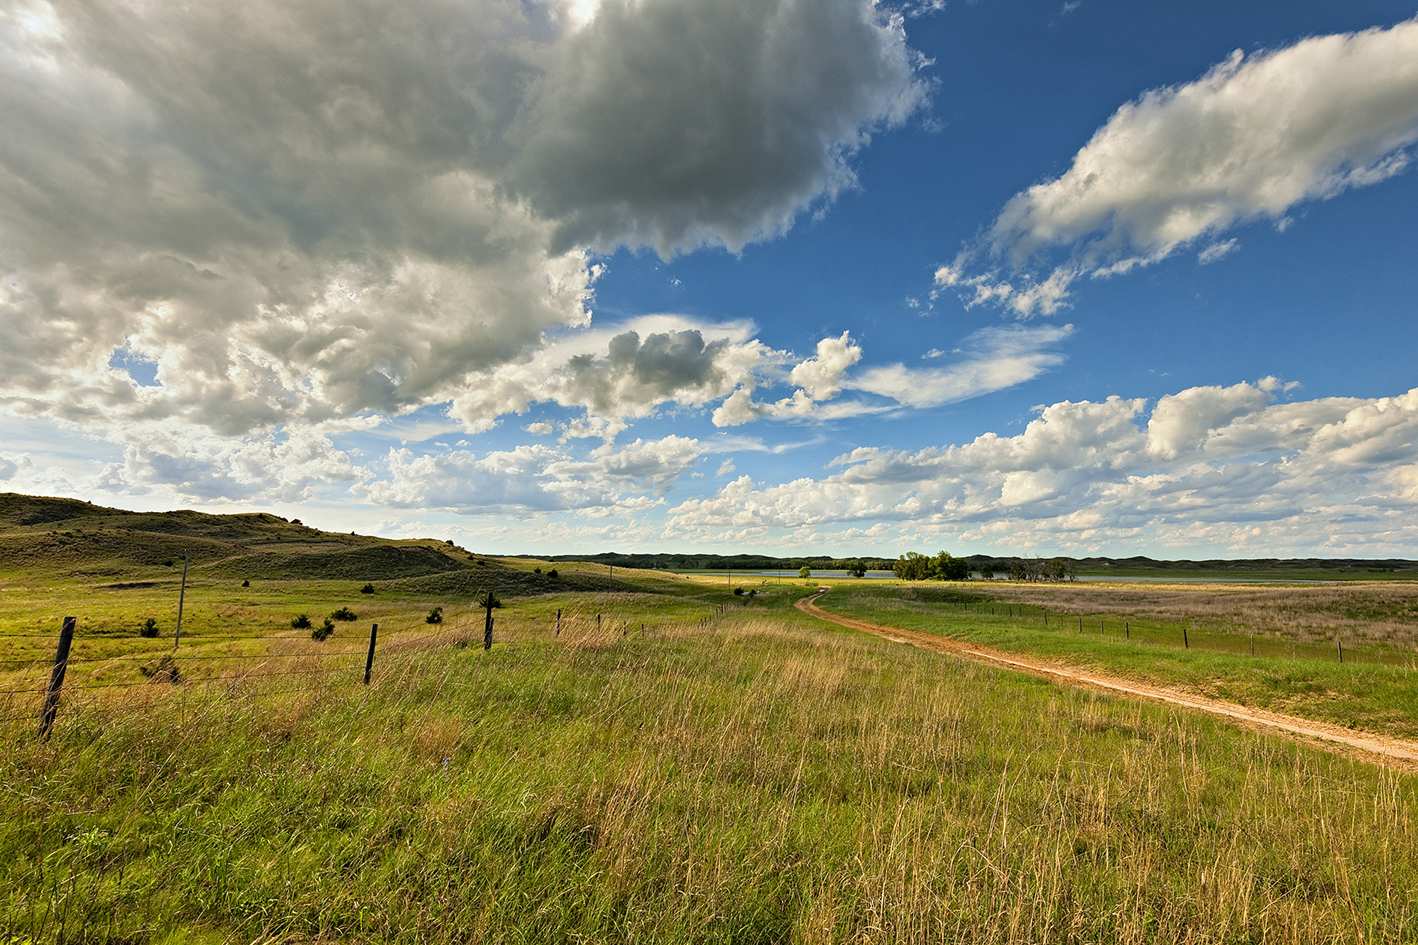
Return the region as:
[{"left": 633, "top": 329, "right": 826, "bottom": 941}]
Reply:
[{"left": 796, "top": 592, "right": 1418, "bottom": 771}]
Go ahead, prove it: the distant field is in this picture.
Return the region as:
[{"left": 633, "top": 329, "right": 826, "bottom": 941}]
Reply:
[{"left": 816, "top": 582, "right": 1418, "bottom": 740}]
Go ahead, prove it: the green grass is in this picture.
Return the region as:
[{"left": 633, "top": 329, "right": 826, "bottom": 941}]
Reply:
[
  {"left": 817, "top": 584, "right": 1418, "bottom": 740},
  {"left": 4, "top": 494, "right": 1418, "bottom": 941},
  {"left": 3, "top": 605, "right": 1417, "bottom": 943}
]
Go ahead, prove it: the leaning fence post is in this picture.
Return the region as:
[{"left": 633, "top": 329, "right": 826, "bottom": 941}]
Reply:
[
  {"left": 556, "top": 608, "right": 562, "bottom": 636},
  {"left": 1183, "top": 625, "right": 1189, "bottom": 649},
  {"left": 363, "top": 623, "right": 378, "bottom": 684},
  {"left": 39, "top": 617, "right": 76, "bottom": 742},
  {"left": 173, "top": 549, "right": 190, "bottom": 650},
  {"left": 1338, "top": 640, "right": 1343, "bottom": 664}
]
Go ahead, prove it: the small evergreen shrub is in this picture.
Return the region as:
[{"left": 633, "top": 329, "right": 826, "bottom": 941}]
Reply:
[
  {"left": 139, "top": 618, "right": 160, "bottom": 638},
  {"left": 311, "top": 618, "right": 335, "bottom": 641},
  {"left": 426, "top": 606, "right": 443, "bottom": 624},
  {"left": 291, "top": 613, "right": 312, "bottom": 629},
  {"left": 360, "top": 583, "right": 375, "bottom": 594},
  {"left": 330, "top": 606, "right": 357, "bottom": 621}
]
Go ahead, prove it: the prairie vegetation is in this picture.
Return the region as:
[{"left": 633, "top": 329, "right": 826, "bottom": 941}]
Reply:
[
  {"left": 4, "top": 495, "right": 1418, "bottom": 941},
  {"left": 820, "top": 584, "right": 1418, "bottom": 740},
  {"left": 5, "top": 606, "right": 1418, "bottom": 943},
  {"left": 988, "top": 581, "right": 1418, "bottom": 648}
]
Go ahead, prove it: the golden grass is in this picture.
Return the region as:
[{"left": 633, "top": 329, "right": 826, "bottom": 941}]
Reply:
[{"left": 989, "top": 581, "right": 1418, "bottom": 647}]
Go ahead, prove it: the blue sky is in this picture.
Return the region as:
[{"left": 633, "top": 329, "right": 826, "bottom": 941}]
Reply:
[{"left": 2, "top": 0, "right": 1418, "bottom": 557}]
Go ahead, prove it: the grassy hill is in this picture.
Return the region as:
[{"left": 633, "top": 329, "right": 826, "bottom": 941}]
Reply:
[
  {"left": 0, "top": 492, "right": 658, "bottom": 596},
  {"left": 0, "top": 492, "right": 705, "bottom": 654}
]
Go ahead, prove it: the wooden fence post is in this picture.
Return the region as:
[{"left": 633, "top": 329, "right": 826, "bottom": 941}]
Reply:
[
  {"left": 1078, "top": 617, "right": 1082, "bottom": 633},
  {"left": 556, "top": 608, "right": 562, "bottom": 636},
  {"left": 39, "top": 617, "right": 76, "bottom": 742},
  {"left": 1338, "top": 640, "right": 1343, "bottom": 664},
  {"left": 1125, "top": 621, "right": 1129, "bottom": 639},
  {"left": 1183, "top": 625, "right": 1189, "bottom": 649},
  {"left": 173, "top": 549, "right": 190, "bottom": 650},
  {"left": 363, "top": 623, "right": 378, "bottom": 684}
]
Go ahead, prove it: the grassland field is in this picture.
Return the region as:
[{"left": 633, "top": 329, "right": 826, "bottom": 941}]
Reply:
[{"left": 4, "top": 494, "right": 1418, "bottom": 943}]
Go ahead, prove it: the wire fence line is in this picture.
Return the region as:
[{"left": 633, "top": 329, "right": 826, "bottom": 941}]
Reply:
[
  {"left": 0, "top": 604, "right": 738, "bottom": 742},
  {"left": 0, "top": 612, "right": 468, "bottom": 741}
]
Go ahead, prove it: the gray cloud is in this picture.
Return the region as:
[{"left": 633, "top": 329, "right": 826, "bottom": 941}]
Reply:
[
  {"left": 510, "top": 0, "right": 926, "bottom": 254},
  {"left": 0, "top": 0, "right": 925, "bottom": 435}
]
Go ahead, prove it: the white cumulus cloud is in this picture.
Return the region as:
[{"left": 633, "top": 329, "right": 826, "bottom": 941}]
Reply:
[
  {"left": 939, "top": 17, "right": 1418, "bottom": 315},
  {"left": 669, "top": 381, "right": 1418, "bottom": 553}
]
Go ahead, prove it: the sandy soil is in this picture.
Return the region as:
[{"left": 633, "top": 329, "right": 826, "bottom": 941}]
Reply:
[{"left": 796, "top": 593, "right": 1418, "bottom": 772}]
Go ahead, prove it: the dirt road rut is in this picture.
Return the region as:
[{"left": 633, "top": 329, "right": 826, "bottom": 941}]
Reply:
[{"left": 796, "top": 593, "right": 1418, "bottom": 771}]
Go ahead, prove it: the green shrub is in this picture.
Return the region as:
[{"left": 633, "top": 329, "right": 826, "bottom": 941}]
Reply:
[
  {"left": 291, "top": 613, "right": 312, "bottom": 629},
  {"left": 330, "top": 606, "right": 357, "bottom": 621},
  {"left": 426, "top": 606, "right": 443, "bottom": 624},
  {"left": 138, "top": 617, "right": 160, "bottom": 638},
  {"left": 360, "top": 583, "right": 375, "bottom": 594},
  {"left": 311, "top": 618, "right": 335, "bottom": 641}
]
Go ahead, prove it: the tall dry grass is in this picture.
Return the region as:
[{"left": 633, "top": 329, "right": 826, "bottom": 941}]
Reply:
[
  {"left": 989, "top": 581, "right": 1418, "bottom": 647},
  {"left": 2, "top": 610, "right": 1416, "bottom": 943}
]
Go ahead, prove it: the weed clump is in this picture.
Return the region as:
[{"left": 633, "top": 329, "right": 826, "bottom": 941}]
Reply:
[
  {"left": 291, "top": 614, "right": 312, "bottom": 630},
  {"left": 138, "top": 617, "right": 160, "bottom": 638},
  {"left": 139, "top": 654, "right": 181, "bottom": 683}
]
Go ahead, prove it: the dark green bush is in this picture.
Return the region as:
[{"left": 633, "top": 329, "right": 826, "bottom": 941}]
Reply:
[{"left": 291, "top": 613, "right": 312, "bottom": 629}]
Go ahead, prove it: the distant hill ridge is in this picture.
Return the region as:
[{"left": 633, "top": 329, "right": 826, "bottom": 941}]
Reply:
[
  {"left": 0, "top": 492, "right": 624, "bottom": 595},
  {"left": 536, "top": 550, "right": 1418, "bottom": 574}
]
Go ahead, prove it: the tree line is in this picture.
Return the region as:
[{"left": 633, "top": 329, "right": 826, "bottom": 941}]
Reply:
[
  {"left": 893, "top": 552, "right": 1077, "bottom": 582},
  {"left": 535, "top": 552, "right": 896, "bottom": 572}
]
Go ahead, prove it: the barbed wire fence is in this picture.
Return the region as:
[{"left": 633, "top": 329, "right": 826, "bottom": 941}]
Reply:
[{"left": 0, "top": 596, "right": 755, "bottom": 741}]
